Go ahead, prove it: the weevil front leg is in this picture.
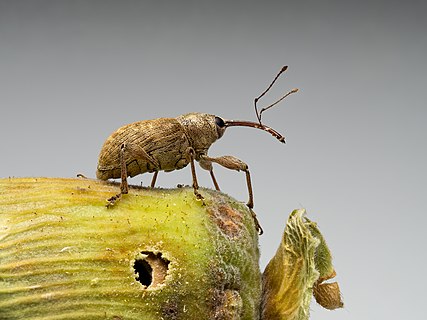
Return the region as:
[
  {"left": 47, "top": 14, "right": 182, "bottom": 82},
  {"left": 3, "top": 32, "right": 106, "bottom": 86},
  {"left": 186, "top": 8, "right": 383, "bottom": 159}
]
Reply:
[
  {"left": 106, "top": 143, "right": 129, "bottom": 207},
  {"left": 201, "top": 155, "right": 254, "bottom": 207},
  {"left": 200, "top": 154, "right": 263, "bottom": 234}
]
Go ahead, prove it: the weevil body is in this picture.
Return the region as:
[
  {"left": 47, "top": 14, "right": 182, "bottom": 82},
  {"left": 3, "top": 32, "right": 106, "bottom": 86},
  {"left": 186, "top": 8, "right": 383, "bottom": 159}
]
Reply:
[
  {"left": 97, "top": 113, "right": 223, "bottom": 181},
  {"left": 96, "top": 66, "right": 298, "bottom": 234}
]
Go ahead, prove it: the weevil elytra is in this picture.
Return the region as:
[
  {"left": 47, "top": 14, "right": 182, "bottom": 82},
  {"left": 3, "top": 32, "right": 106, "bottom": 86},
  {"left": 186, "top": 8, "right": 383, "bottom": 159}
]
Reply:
[{"left": 96, "top": 66, "right": 298, "bottom": 234}]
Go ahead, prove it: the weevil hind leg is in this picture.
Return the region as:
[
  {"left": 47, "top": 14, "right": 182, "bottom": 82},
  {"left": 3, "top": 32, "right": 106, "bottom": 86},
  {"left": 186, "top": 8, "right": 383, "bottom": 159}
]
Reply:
[
  {"left": 106, "top": 143, "right": 129, "bottom": 207},
  {"left": 126, "top": 143, "right": 161, "bottom": 189},
  {"left": 106, "top": 142, "right": 161, "bottom": 207}
]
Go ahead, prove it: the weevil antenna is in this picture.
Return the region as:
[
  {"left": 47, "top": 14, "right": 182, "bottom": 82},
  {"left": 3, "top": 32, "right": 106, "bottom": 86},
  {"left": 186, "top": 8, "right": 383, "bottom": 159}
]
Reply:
[
  {"left": 254, "top": 66, "right": 288, "bottom": 124},
  {"left": 258, "top": 88, "right": 299, "bottom": 123}
]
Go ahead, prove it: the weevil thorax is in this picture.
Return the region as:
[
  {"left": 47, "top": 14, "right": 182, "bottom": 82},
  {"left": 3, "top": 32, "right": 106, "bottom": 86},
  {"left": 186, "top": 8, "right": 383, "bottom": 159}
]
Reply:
[{"left": 176, "top": 113, "right": 226, "bottom": 155}]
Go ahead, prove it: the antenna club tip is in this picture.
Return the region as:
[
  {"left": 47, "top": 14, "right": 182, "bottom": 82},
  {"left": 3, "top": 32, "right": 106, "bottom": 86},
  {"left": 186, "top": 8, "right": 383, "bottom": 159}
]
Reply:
[
  {"left": 279, "top": 137, "right": 286, "bottom": 143},
  {"left": 291, "top": 88, "right": 299, "bottom": 93},
  {"left": 281, "top": 66, "right": 288, "bottom": 72}
]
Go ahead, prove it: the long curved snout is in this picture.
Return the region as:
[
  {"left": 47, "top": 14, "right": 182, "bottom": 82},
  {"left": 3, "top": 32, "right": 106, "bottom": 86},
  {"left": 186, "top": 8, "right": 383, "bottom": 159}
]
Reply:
[{"left": 224, "top": 120, "right": 286, "bottom": 143}]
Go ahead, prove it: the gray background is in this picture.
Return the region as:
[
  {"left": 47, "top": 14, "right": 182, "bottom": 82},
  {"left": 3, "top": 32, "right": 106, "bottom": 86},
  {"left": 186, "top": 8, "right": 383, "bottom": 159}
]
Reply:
[{"left": 1, "top": 1, "right": 426, "bottom": 319}]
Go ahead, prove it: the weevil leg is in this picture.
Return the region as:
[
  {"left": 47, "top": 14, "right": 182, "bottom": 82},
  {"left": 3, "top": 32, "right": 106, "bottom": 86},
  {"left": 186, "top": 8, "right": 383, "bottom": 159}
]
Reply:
[
  {"left": 201, "top": 155, "right": 263, "bottom": 235},
  {"left": 201, "top": 155, "right": 253, "bottom": 206},
  {"left": 119, "top": 144, "right": 129, "bottom": 195},
  {"left": 123, "top": 142, "right": 161, "bottom": 188},
  {"left": 124, "top": 143, "right": 161, "bottom": 178},
  {"left": 151, "top": 171, "right": 159, "bottom": 188},
  {"left": 106, "top": 143, "right": 161, "bottom": 207},
  {"left": 198, "top": 157, "right": 220, "bottom": 191},
  {"left": 186, "top": 148, "right": 204, "bottom": 201},
  {"left": 125, "top": 143, "right": 160, "bottom": 169},
  {"left": 249, "top": 208, "right": 264, "bottom": 235},
  {"left": 107, "top": 143, "right": 129, "bottom": 207},
  {"left": 209, "top": 170, "right": 220, "bottom": 191},
  {"left": 244, "top": 168, "right": 254, "bottom": 209}
]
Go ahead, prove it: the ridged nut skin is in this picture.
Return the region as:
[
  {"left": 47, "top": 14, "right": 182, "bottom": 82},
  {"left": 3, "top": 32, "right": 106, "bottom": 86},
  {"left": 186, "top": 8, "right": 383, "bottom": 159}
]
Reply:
[{"left": 0, "top": 178, "right": 261, "bottom": 320}]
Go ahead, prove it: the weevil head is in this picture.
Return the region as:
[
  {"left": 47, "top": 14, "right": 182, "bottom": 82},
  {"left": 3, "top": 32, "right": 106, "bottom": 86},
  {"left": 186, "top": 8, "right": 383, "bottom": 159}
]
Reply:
[
  {"left": 176, "top": 113, "right": 227, "bottom": 153},
  {"left": 176, "top": 113, "right": 286, "bottom": 155}
]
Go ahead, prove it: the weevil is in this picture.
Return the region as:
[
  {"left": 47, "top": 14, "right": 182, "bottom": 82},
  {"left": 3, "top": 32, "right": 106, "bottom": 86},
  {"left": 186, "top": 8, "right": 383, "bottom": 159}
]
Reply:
[{"left": 96, "top": 66, "right": 298, "bottom": 234}]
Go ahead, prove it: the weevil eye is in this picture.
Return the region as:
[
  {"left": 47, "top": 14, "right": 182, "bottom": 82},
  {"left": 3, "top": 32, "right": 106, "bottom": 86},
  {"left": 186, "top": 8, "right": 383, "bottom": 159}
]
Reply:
[
  {"left": 215, "top": 116, "right": 225, "bottom": 128},
  {"left": 214, "top": 116, "right": 226, "bottom": 139}
]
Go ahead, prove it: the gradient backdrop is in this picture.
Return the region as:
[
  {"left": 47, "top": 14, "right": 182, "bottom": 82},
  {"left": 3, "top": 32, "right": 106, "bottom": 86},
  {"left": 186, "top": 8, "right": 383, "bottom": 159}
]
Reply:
[{"left": 1, "top": 1, "right": 426, "bottom": 319}]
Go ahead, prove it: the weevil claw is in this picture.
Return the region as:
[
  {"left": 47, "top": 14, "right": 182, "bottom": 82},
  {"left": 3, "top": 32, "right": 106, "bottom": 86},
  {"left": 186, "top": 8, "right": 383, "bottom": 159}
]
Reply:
[
  {"left": 249, "top": 208, "right": 263, "bottom": 235},
  {"left": 106, "top": 193, "right": 121, "bottom": 208}
]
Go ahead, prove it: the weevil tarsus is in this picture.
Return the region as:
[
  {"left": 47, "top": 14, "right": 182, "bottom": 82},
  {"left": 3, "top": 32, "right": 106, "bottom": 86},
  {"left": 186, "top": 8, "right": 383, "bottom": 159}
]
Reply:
[{"left": 250, "top": 209, "right": 263, "bottom": 235}]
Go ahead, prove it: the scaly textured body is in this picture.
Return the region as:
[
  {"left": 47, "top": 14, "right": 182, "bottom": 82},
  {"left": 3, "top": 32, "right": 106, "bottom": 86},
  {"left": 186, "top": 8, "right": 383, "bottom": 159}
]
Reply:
[{"left": 97, "top": 117, "right": 190, "bottom": 180}]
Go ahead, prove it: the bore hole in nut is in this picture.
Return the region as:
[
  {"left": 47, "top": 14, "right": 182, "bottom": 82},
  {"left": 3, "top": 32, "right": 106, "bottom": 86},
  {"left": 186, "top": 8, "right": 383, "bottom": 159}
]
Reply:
[
  {"left": 133, "top": 251, "right": 169, "bottom": 289},
  {"left": 134, "top": 259, "right": 153, "bottom": 287}
]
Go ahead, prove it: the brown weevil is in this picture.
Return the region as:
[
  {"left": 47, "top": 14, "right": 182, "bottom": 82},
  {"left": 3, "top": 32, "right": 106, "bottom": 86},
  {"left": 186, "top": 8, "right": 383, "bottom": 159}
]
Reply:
[{"left": 96, "top": 66, "right": 298, "bottom": 234}]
